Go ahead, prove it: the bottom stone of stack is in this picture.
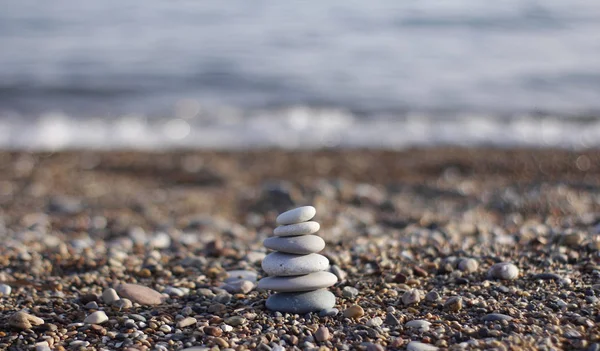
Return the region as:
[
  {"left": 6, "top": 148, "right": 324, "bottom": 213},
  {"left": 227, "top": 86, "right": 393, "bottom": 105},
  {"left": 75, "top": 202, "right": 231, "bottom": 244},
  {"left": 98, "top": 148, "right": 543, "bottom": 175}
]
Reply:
[{"left": 266, "top": 289, "right": 335, "bottom": 314}]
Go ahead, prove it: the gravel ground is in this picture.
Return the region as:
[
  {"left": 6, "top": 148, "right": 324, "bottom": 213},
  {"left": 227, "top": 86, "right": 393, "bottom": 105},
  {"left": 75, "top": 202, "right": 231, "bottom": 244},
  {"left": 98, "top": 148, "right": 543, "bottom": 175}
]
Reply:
[{"left": 0, "top": 149, "right": 599, "bottom": 351}]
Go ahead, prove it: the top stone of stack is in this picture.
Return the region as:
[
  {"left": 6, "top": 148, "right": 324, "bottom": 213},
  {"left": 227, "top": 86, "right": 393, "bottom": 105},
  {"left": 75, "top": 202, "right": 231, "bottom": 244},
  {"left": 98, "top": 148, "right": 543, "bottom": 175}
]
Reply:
[{"left": 276, "top": 206, "right": 317, "bottom": 225}]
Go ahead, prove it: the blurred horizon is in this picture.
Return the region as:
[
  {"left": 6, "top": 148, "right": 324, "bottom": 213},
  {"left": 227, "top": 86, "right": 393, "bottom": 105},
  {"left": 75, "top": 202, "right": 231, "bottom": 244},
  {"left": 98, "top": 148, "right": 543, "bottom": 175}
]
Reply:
[{"left": 1, "top": 0, "right": 600, "bottom": 149}]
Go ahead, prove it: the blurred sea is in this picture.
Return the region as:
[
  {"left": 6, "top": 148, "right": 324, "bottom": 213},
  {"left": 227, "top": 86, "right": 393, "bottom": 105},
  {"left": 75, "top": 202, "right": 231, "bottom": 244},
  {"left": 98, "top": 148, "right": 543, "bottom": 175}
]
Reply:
[{"left": 1, "top": 0, "right": 600, "bottom": 149}]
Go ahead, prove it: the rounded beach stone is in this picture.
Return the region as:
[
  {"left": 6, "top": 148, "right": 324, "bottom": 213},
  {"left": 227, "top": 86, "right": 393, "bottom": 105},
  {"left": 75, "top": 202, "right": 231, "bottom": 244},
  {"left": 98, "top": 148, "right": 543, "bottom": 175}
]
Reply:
[
  {"left": 84, "top": 311, "right": 108, "bottom": 324},
  {"left": 488, "top": 262, "right": 519, "bottom": 280},
  {"left": 263, "top": 235, "right": 325, "bottom": 254},
  {"left": 116, "top": 283, "right": 166, "bottom": 305},
  {"left": 273, "top": 221, "right": 320, "bottom": 237},
  {"left": 276, "top": 206, "right": 317, "bottom": 225},
  {"left": 262, "top": 252, "right": 329, "bottom": 276},
  {"left": 457, "top": 258, "right": 479, "bottom": 273},
  {"left": 257, "top": 271, "right": 337, "bottom": 292},
  {"left": 407, "top": 341, "right": 438, "bottom": 351},
  {"left": 266, "top": 289, "right": 335, "bottom": 314},
  {"left": 0, "top": 284, "right": 11, "bottom": 296},
  {"left": 102, "top": 288, "right": 120, "bottom": 304},
  {"left": 482, "top": 313, "right": 513, "bottom": 322}
]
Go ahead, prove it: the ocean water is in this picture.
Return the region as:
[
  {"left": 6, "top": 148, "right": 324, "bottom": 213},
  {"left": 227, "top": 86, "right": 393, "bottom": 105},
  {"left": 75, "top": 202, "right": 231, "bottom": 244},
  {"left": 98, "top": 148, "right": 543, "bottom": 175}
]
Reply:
[{"left": 1, "top": 0, "right": 600, "bottom": 149}]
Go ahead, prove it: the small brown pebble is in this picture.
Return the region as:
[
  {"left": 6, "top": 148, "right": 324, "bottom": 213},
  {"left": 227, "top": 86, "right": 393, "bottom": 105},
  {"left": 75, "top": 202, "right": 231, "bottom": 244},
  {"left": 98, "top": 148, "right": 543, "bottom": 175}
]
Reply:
[
  {"left": 89, "top": 324, "right": 107, "bottom": 335},
  {"left": 413, "top": 266, "right": 428, "bottom": 277},
  {"left": 209, "top": 316, "right": 223, "bottom": 324},
  {"left": 406, "top": 279, "right": 420, "bottom": 286},
  {"left": 80, "top": 294, "right": 99, "bottom": 304},
  {"left": 206, "top": 240, "right": 224, "bottom": 256},
  {"left": 204, "top": 326, "right": 222, "bottom": 336},
  {"left": 137, "top": 268, "right": 152, "bottom": 278},
  {"left": 172, "top": 265, "right": 185, "bottom": 275},
  {"left": 394, "top": 273, "right": 407, "bottom": 283},
  {"left": 214, "top": 337, "right": 229, "bottom": 347},
  {"left": 343, "top": 305, "right": 365, "bottom": 319},
  {"left": 315, "top": 326, "right": 330, "bottom": 342},
  {"left": 444, "top": 296, "right": 463, "bottom": 312},
  {"left": 561, "top": 232, "right": 585, "bottom": 247}
]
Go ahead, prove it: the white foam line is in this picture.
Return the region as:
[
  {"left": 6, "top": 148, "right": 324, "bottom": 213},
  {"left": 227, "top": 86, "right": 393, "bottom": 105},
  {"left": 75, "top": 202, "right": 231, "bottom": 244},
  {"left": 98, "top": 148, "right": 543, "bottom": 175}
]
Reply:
[{"left": 1, "top": 108, "right": 599, "bottom": 150}]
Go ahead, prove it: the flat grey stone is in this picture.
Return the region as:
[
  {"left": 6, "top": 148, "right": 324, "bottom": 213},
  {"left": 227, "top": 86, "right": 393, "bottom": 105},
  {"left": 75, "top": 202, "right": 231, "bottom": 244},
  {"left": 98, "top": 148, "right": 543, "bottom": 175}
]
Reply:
[
  {"left": 482, "top": 313, "right": 513, "bottom": 322},
  {"left": 258, "top": 271, "right": 337, "bottom": 292},
  {"left": 319, "top": 308, "right": 339, "bottom": 317},
  {"left": 276, "top": 206, "right": 316, "bottom": 225},
  {"left": 262, "top": 252, "right": 329, "bottom": 276},
  {"left": 384, "top": 312, "right": 400, "bottom": 326},
  {"left": 222, "top": 279, "right": 255, "bottom": 294},
  {"left": 84, "top": 301, "right": 98, "bottom": 309},
  {"left": 263, "top": 235, "right": 325, "bottom": 254},
  {"left": 225, "top": 270, "right": 258, "bottom": 283},
  {"left": 273, "top": 221, "right": 320, "bottom": 237},
  {"left": 406, "top": 341, "right": 438, "bottom": 351},
  {"left": 342, "top": 286, "right": 359, "bottom": 298},
  {"left": 405, "top": 319, "right": 431, "bottom": 331},
  {"left": 266, "top": 289, "right": 336, "bottom": 314},
  {"left": 531, "top": 273, "right": 562, "bottom": 281}
]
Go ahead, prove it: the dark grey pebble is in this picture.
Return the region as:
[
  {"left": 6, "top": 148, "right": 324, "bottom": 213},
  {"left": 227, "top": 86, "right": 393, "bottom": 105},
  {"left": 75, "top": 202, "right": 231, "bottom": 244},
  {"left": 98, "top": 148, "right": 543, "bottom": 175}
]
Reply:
[
  {"left": 48, "top": 196, "right": 83, "bottom": 214},
  {"left": 266, "top": 289, "right": 335, "bottom": 314},
  {"left": 384, "top": 312, "right": 400, "bottom": 326},
  {"left": 482, "top": 313, "right": 513, "bottom": 322},
  {"left": 531, "top": 273, "right": 562, "bottom": 281},
  {"left": 129, "top": 314, "right": 146, "bottom": 322},
  {"left": 319, "top": 308, "right": 339, "bottom": 317},
  {"left": 565, "top": 329, "right": 582, "bottom": 339},
  {"left": 342, "top": 286, "right": 359, "bottom": 299},
  {"left": 213, "top": 293, "right": 232, "bottom": 304}
]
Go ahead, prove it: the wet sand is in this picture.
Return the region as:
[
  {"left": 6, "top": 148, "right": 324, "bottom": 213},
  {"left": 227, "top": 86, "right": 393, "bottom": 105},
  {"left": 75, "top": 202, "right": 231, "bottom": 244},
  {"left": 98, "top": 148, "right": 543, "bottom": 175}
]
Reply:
[{"left": 0, "top": 148, "right": 599, "bottom": 350}]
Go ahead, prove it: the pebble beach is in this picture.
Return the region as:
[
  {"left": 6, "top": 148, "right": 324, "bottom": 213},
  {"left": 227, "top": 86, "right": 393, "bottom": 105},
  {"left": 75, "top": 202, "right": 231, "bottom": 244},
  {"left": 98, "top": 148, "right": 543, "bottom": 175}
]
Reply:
[{"left": 1, "top": 148, "right": 600, "bottom": 351}]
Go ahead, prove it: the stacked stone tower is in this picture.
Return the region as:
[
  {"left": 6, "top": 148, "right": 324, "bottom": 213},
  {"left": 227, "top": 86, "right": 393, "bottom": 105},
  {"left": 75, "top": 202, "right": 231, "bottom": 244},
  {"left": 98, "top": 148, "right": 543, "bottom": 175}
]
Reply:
[{"left": 258, "top": 206, "right": 337, "bottom": 313}]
